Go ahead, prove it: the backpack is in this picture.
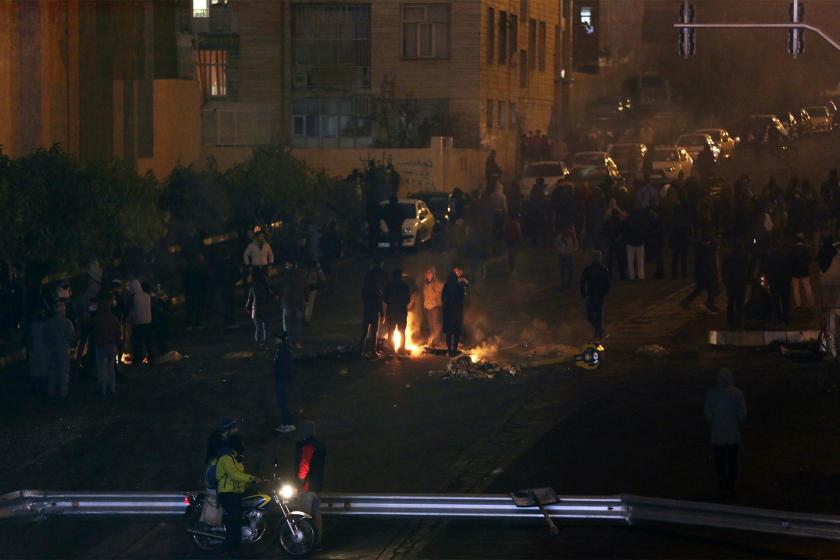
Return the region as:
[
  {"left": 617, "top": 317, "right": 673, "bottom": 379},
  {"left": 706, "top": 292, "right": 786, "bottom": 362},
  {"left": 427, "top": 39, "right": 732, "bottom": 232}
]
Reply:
[{"left": 205, "top": 458, "right": 219, "bottom": 491}]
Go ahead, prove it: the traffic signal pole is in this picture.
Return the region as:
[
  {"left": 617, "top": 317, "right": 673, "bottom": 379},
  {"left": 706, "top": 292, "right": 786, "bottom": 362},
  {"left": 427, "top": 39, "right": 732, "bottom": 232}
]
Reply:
[{"left": 673, "top": 22, "right": 840, "bottom": 54}]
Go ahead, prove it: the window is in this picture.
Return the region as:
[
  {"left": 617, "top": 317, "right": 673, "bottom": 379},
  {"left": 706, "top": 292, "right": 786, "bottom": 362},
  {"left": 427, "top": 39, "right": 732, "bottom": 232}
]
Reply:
[
  {"left": 402, "top": 4, "right": 450, "bottom": 59},
  {"left": 580, "top": 6, "right": 595, "bottom": 34},
  {"left": 509, "top": 102, "right": 517, "bottom": 129},
  {"left": 192, "top": 0, "right": 208, "bottom": 18},
  {"left": 528, "top": 19, "right": 537, "bottom": 71},
  {"left": 498, "top": 11, "right": 508, "bottom": 64},
  {"left": 519, "top": 0, "right": 528, "bottom": 20},
  {"left": 509, "top": 15, "right": 518, "bottom": 57},
  {"left": 487, "top": 99, "right": 494, "bottom": 129},
  {"left": 292, "top": 97, "right": 372, "bottom": 148},
  {"left": 292, "top": 5, "right": 371, "bottom": 89},
  {"left": 538, "top": 21, "right": 546, "bottom": 71},
  {"left": 498, "top": 100, "right": 505, "bottom": 128},
  {"left": 487, "top": 8, "right": 495, "bottom": 64},
  {"left": 519, "top": 51, "right": 528, "bottom": 87},
  {"left": 197, "top": 49, "right": 227, "bottom": 98}
]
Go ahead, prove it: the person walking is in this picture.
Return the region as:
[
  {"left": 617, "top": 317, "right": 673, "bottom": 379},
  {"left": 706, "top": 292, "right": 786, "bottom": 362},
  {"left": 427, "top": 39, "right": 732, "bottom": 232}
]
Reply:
[
  {"left": 704, "top": 368, "right": 747, "bottom": 499},
  {"left": 91, "top": 293, "right": 122, "bottom": 396},
  {"left": 580, "top": 251, "right": 612, "bottom": 339},
  {"left": 243, "top": 229, "right": 275, "bottom": 270},
  {"left": 216, "top": 433, "right": 262, "bottom": 555},
  {"left": 383, "top": 269, "right": 411, "bottom": 353},
  {"left": 556, "top": 226, "right": 579, "bottom": 290},
  {"left": 422, "top": 268, "right": 444, "bottom": 348},
  {"left": 273, "top": 330, "right": 296, "bottom": 433},
  {"left": 722, "top": 244, "right": 749, "bottom": 328},
  {"left": 44, "top": 301, "right": 75, "bottom": 398},
  {"left": 442, "top": 266, "right": 467, "bottom": 356},
  {"left": 790, "top": 233, "right": 814, "bottom": 309},
  {"left": 295, "top": 421, "right": 326, "bottom": 545}
]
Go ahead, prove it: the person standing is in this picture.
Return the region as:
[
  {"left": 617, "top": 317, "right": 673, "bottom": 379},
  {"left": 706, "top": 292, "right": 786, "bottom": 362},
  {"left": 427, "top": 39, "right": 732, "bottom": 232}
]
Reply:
[
  {"left": 704, "top": 368, "right": 747, "bottom": 499},
  {"left": 556, "top": 226, "right": 579, "bottom": 290},
  {"left": 422, "top": 268, "right": 444, "bottom": 348},
  {"left": 383, "top": 195, "right": 405, "bottom": 252},
  {"left": 722, "top": 244, "right": 749, "bottom": 328},
  {"left": 183, "top": 253, "right": 209, "bottom": 329},
  {"left": 580, "top": 251, "right": 611, "bottom": 339},
  {"left": 762, "top": 240, "right": 793, "bottom": 325},
  {"left": 295, "top": 421, "right": 326, "bottom": 545},
  {"left": 383, "top": 269, "right": 411, "bottom": 353},
  {"left": 681, "top": 232, "right": 721, "bottom": 314},
  {"left": 670, "top": 206, "right": 691, "bottom": 280},
  {"left": 91, "top": 294, "right": 122, "bottom": 396},
  {"left": 487, "top": 182, "right": 508, "bottom": 254},
  {"left": 282, "top": 261, "right": 307, "bottom": 342},
  {"left": 242, "top": 229, "right": 275, "bottom": 270},
  {"left": 245, "top": 267, "right": 272, "bottom": 351},
  {"left": 273, "top": 330, "right": 296, "bottom": 433},
  {"left": 216, "top": 433, "right": 262, "bottom": 555},
  {"left": 485, "top": 149, "right": 502, "bottom": 191},
  {"left": 128, "top": 281, "right": 155, "bottom": 365},
  {"left": 504, "top": 213, "right": 524, "bottom": 273},
  {"left": 360, "top": 272, "right": 383, "bottom": 357},
  {"left": 624, "top": 209, "right": 647, "bottom": 281},
  {"left": 790, "top": 232, "right": 814, "bottom": 309},
  {"left": 44, "top": 301, "right": 75, "bottom": 398},
  {"left": 442, "top": 266, "right": 467, "bottom": 356}
]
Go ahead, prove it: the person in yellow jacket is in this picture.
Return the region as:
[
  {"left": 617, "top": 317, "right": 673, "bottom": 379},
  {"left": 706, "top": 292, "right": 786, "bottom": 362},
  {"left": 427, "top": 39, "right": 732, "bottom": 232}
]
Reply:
[{"left": 216, "top": 434, "right": 262, "bottom": 555}]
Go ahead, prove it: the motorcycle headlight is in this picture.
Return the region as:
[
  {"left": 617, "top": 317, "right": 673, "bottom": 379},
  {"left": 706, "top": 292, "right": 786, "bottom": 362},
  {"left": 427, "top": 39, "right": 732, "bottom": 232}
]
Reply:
[{"left": 280, "top": 484, "right": 296, "bottom": 499}]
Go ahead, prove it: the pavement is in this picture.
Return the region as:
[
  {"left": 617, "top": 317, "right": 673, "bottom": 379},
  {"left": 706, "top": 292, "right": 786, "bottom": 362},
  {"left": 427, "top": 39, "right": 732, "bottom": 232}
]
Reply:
[{"left": 2, "top": 133, "right": 840, "bottom": 559}]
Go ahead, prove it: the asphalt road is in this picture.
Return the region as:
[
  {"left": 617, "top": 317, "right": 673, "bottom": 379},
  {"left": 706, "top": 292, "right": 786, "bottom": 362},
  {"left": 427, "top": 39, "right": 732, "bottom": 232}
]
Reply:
[{"left": 3, "top": 132, "right": 840, "bottom": 559}]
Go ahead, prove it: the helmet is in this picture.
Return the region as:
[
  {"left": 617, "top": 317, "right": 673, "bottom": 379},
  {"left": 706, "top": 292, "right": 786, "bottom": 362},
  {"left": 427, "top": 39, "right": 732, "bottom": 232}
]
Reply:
[{"left": 575, "top": 343, "right": 605, "bottom": 370}]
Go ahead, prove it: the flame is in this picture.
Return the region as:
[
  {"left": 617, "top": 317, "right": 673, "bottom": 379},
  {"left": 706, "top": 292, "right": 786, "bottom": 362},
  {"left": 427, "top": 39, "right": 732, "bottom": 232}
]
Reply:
[
  {"left": 392, "top": 326, "right": 422, "bottom": 357},
  {"left": 466, "top": 343, "right": 498, "bottom": 364},
  {"left": 120, "top": 353, "right": 133, "bottom": 365}
]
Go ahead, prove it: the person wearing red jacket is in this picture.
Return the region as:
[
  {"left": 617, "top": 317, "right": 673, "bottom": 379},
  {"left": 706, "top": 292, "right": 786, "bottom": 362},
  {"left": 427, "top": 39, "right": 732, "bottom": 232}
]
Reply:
[{"left": 295, "top": 421, "right": 326, "bottom": 544}]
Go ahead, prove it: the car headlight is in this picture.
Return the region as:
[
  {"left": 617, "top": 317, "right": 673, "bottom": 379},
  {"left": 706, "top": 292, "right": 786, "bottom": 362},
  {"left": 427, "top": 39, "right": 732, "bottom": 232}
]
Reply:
[
  {"left": 280, "top": 484, "right": 296, "bottom": 500},
  {"left": 667, "top": 166, "right": 677, "bottom": 172},
  {"left": 403, "top": 225, "right": 413, "bottom": 234}
]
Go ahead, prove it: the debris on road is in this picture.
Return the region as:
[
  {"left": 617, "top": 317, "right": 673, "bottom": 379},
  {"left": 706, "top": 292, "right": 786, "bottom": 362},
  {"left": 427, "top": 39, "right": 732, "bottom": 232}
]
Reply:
[
  {"left": 635, "top": 344, "right": 668, "bottom": 356},
  {"left": 430, "top": 355, "right": 521, "bottom": 380}
]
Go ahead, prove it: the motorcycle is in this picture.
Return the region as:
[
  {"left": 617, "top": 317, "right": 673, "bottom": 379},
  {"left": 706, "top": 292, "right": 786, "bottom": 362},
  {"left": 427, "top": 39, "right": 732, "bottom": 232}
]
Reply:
[{"left": 185, "top": 460, "right": 317, "bottom": 557}]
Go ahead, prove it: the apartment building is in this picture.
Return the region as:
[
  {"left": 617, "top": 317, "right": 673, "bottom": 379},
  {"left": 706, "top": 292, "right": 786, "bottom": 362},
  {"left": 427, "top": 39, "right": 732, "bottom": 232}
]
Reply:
[
  {"left": 192, "top": 0, "right": 562, "bottom": 176},
  {"left": 0, "top": 0, "right": 201, "bottom": 177}
]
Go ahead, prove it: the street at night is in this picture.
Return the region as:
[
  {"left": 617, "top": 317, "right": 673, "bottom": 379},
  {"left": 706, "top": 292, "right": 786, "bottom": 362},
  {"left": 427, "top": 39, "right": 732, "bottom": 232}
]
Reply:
[{"left": 4, "top": 1, "right": 840, "bottom": 559}]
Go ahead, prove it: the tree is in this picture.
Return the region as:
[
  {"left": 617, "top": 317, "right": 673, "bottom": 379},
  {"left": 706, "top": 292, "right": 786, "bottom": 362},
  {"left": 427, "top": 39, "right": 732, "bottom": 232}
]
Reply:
[{"left": 0, "top": 145, "right": 164, "bottom": 273}]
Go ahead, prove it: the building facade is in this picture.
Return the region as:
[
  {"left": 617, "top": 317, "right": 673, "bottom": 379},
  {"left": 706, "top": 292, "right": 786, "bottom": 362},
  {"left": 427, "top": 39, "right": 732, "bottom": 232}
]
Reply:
[
  {"left": 193, "top": 0, "right": 562, "bottom": 180},
  {"left": 0, "top": 0, "right": 201, "bottom": 178}
]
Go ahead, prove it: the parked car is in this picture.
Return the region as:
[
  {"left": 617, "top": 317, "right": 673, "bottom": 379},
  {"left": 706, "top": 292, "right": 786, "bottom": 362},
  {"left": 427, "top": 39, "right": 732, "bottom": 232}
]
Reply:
[
  {"left": 648, "top": 146, "right": 693, "bottom": 184},
  {"left": 744, "top": 114, "right": 788, "bottom": 145},
  {"left": 694, "top": 128, "right": 738, "bottom": 159},
  {"left": 586, "top": 96, "right": 633, "bottom": 123},
  {"left": 572, "top": 151, "right": 613, "bottom": 168},
  {"left": 608, "top": 143, "right": 648, "bottom": 178},
  {"left": 408, "top": 191, "right": 450, "bottom": 235},
  {"left": 675, "top": 133, "right": 720, "bottom": 162},
  {"left": 826, "top": 100, "right": 838, "bottom": 128},
  {"left": 568, "top": 157, "right": 624, "bottom": 188},
  {"left": 517, "top": 160, "right": 570, "bottom": 196},
  {"left": 785, "top": 109, "right": 813, "bottom": 138},
  {"left": 807, "top": 105, "right": 833, "bottom": 133},
  {"left": 377, "top": 198, "right": 436, "bottom": 249}
]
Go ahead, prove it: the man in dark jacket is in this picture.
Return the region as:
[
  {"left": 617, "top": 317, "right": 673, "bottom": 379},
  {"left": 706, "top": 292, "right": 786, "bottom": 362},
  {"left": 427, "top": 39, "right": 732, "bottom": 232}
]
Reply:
[
  {"left": 442, "top": 266, "right": 467, "bottom": 356},
  {"left": 762, "top": 240, "right": 793, "bottom": 325},
  {"left": 580, "top": 251, "right": 612, "bottom": 339},
  {"left": 383, "top": 269, "right": 411, "bottom": 353},
  {"left": 295, "top": 421, "right": 326, "bottom": 544},
  {"left": 383, "top": 196, "right": 405, "bottom": 252},
  {"left": 623, "top": 210, "right": 647, "bottom": 280},
  {"left": 273, "top": 330, "right": 296, "bottom": 433},
  {"left": 722, "top": 244, "right": 749, "bottom": 328}
]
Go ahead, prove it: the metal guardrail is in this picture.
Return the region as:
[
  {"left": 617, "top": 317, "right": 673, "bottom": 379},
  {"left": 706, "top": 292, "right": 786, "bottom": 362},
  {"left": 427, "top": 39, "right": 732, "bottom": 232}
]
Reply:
[{"left": 3, "top": 490, "right": 840, "bottom": 541}]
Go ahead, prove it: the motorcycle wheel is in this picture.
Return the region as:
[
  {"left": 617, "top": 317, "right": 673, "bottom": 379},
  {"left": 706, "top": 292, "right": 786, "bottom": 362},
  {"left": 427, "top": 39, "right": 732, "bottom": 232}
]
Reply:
[{"left": 277, "top": 514, "right": 317, "bottom": 558}]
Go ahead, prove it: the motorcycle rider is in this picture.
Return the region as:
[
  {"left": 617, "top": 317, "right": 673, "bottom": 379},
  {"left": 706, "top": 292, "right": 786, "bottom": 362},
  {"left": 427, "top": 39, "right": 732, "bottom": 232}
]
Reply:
[
  {"left": 216, "top": 433, "right": 262, "bottom": 556},
  {"left": 295, "top": 420, "right": 326, "bottom": 545},
  {"left": 205, "top": 416, "right": 238, "bottom": 466}
]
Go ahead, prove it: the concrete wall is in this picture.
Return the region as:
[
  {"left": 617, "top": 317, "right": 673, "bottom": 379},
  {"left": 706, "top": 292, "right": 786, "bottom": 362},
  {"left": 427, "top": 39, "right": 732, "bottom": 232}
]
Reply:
[{"left": 137, "top": 79, "right": 203, "bottom": 180}]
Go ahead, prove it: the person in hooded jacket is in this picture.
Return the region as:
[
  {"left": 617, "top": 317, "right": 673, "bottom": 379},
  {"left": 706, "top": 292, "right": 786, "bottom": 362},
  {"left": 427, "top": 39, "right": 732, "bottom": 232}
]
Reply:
[
  {"left": 704, "top": 368, "right": 746, "bottom": 499},
  {"left": 216, "top": 433, "right": 262, "bottom": 554},
  {"left": 295, "top": 421, "right": 326, "bottom": 545}
]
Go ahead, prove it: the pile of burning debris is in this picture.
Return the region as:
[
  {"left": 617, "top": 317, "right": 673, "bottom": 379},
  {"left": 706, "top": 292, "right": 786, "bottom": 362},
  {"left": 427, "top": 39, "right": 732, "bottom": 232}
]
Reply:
[{"left": 431, "top": 354, "right": 521, "bottom": 381}]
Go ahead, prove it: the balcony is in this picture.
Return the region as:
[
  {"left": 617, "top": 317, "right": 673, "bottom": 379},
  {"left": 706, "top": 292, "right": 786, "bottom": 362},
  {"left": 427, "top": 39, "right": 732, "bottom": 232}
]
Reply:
[{"left": 177, "top": 6, "right": 239, "bottom": 35}]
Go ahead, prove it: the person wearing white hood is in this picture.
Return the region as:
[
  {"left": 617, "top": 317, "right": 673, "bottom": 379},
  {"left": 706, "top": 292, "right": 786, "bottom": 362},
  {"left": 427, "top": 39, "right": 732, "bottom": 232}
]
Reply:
[{"left": 704, "top": 368, "right": 747, "bottom": 499}]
